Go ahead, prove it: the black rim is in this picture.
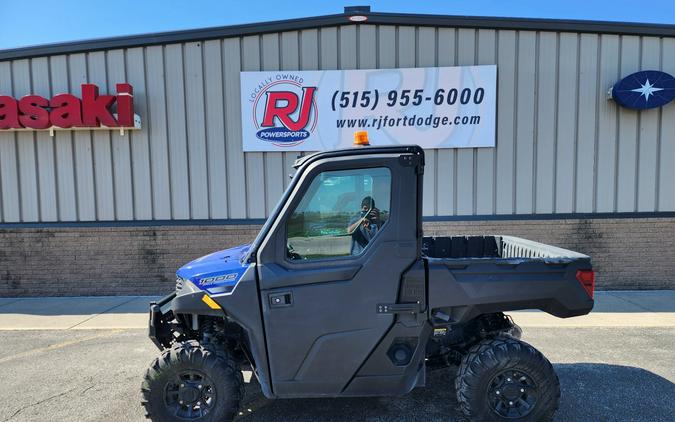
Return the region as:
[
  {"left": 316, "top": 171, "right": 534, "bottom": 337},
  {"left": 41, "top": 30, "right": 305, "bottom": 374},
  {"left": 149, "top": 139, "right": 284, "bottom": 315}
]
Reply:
[
  {"left": 486, "top": 369, "right": 537, "bottom": 419},
  {"left": 164, "top": 370, "right": 217, "bottom": 419}
]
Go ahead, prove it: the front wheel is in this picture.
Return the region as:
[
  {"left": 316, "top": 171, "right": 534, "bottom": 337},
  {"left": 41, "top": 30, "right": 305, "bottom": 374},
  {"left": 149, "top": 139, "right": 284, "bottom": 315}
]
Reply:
[
  {"left": 141, "top": 340, "right": 244, "bottom": 422},
  {"left": 455, "top": 336, "right": 560, "bottom": 421}
]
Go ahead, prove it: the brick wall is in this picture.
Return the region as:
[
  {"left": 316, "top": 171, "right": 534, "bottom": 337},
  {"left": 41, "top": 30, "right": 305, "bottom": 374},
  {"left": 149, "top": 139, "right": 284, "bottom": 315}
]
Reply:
[
  {"left": 0, "top": 225, "right": 261, "bottom": 297},
  {"left": 0, "top": 218, "right": 673, "bottom": 297}
]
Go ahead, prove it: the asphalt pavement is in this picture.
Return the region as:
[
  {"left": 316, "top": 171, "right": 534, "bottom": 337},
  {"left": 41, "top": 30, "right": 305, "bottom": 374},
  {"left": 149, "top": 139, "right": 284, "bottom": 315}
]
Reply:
[{"left": 0, "top": 291, "right": 673, "bottom": 422}]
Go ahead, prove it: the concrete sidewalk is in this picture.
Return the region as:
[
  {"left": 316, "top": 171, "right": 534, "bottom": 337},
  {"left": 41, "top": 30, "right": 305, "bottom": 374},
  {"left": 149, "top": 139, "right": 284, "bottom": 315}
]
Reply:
[
  {"left": 0, "top": 291, "right": 674, "bottom": 330},
  {"left": 0, "top": 296, "right": 162, "bottom": 330}
]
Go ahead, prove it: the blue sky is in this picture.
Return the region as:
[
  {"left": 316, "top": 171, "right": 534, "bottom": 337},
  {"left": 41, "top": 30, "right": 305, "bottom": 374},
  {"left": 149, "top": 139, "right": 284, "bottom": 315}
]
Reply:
[{"left": 2, "top": 0, "right": 675, "bottom": 50}]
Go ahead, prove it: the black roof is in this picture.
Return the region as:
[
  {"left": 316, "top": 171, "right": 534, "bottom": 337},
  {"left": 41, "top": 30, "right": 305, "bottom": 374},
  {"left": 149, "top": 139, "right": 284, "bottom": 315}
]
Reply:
[
  {"left": 2, "top": 9, "right": 675, "bottom": 61},
  {"left": 292, "top": 144, "right": 425, "bottom": 169}
]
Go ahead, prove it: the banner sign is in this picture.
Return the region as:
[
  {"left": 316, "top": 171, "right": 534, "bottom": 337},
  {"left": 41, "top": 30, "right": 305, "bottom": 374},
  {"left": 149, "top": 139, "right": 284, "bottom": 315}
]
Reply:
[{"left": 240, "top": 65, "right": 496, "bottom": 151}]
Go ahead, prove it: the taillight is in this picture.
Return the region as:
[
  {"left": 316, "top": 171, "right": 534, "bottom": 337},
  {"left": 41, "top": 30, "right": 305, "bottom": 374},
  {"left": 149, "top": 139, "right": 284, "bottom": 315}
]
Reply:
[{"left": 576, "top": 270, "right": 595, "bottom": 298}]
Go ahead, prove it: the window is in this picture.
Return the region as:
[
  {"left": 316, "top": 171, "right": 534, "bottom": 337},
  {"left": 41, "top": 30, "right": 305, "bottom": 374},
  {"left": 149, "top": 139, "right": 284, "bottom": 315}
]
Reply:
[{"left": 286, "top": 167, "right": 392, "bottom": 261}]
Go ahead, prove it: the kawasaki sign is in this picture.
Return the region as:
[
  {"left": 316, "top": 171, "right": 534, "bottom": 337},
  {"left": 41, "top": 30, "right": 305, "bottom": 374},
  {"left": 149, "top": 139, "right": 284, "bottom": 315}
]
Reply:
[{"left": 0, "top": 83, "right": 140, "bottom": 135}]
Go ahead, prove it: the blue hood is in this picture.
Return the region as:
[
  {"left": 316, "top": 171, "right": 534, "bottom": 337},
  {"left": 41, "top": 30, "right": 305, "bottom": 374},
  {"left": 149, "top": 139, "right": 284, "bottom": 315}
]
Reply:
[{"left": 176, "top": 244, "right": 251, "bottom": 295}]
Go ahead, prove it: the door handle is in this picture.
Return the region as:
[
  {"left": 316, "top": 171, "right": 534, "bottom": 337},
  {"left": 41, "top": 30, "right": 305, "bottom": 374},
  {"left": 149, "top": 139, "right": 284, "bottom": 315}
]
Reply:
[{"left": 269, "top": 292, "right": 293, "bottom": 308}]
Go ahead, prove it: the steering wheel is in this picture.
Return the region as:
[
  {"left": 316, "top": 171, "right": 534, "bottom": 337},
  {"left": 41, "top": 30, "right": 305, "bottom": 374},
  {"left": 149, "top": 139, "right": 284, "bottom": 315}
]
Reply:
[{"left": 286, "top": 243, "right": 303, "bottom": 260}]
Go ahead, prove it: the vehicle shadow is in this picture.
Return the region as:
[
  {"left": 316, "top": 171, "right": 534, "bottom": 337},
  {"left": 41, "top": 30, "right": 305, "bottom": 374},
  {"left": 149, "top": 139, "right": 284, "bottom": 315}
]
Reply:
[
  {"left": 555, "top": 363, "right": 675, "bottom": 422},
  {"left": 236, "top": 363, "right": 675, "bottom": 422}
]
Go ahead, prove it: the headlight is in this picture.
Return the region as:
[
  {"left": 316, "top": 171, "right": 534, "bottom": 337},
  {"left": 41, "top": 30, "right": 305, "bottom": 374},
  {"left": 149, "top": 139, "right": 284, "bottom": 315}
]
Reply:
[{"left": 175, "top": 277, "right": 185, "bottom": 291}]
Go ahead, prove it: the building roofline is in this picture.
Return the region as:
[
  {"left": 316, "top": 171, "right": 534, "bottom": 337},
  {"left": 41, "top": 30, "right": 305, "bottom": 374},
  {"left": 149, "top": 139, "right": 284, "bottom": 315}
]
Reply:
[{"left": 2, "top": 10, "right": 675, "bottom": 61}]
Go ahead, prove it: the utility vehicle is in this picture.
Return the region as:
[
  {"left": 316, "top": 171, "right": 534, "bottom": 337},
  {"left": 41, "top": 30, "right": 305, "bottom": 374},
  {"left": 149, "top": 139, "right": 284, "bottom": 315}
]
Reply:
[{"left": 142, "top": 143, "right": 594, "bottom": 421}]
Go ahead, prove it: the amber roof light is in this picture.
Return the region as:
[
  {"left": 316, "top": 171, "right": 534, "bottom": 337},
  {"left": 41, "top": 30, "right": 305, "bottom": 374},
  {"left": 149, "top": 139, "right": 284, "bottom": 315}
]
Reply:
[{"left": 353, "top": 131, "right": 370, "bottom": 146}]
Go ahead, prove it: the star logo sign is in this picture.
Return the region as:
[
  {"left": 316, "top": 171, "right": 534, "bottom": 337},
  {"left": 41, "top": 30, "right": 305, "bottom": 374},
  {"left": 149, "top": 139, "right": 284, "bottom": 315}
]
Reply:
[
  {"left": 630, "top": 78, "right": 664, "bottom": 103},
  {"left": 612, "top": 70, "right": 675, "bottom": 110}
]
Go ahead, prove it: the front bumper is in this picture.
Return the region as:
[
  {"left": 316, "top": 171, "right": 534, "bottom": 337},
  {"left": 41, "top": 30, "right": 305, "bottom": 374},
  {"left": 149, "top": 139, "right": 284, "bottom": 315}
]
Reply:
[{"left": 148, "top": 292, "right": 176, "bottom": 350}]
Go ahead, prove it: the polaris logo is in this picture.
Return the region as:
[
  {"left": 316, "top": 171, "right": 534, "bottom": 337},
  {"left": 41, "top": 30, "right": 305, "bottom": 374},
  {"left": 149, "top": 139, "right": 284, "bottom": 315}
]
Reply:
[{"left": 611, "top": 70, "right": 675, "bottom": 110}]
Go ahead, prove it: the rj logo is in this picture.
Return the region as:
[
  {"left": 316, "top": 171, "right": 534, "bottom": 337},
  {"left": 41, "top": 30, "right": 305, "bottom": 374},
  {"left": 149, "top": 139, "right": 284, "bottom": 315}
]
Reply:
[{"left": 261, "top": 87, "right": 317, "bottom": 131}]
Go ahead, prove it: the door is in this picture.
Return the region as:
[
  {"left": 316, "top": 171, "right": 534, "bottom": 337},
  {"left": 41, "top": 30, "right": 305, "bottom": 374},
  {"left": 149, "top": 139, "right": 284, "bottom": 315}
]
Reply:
[{"left": 256, "top": 153, "right": 421, "bottom": 397}]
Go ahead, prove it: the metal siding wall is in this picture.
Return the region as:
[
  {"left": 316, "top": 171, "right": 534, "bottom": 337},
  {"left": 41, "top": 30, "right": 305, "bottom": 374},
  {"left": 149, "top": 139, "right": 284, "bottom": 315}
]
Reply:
[
  {"left": 88, "top": 51, "right": 114, "bottom": 221},
  {"left": 145, "top": 46, "right": 172, "bottom": 220},
  {"left": 184, "top": 42, "right": 209, "bottom": 220},
  {"left": 164, "top": 44, "right": 190, "bottom": 219},
  {"left": 534, "top": 32, "right": 558, "bottom": 214},
  {"left": 13, "top": 59, "right": 39, "bottom": 222},
  {"left": 70, "top": 53, "right": 96, "bottom": 221},
  {"left": 617, "top": 36, "right": 640, "bottom": 212},
  {"left": 108, "top": 50, "right": 134, "bottom": 220},
  {"left": 637, "top": 38, "right": 660, "bottom": 212},
  {"left": 576, "top": 34, "right": 599, "bottom": 213},
  {"left": 203, "top": 40, "right": 228, "bottom": 219},
  {"left": 596, "top": 35, "right": 620, "bottom": 212},
  {"left": 32, "top": 57, "right": 58, "bottom": 222},
  {"left": 126, "top": 47, "right": 153, "bottom": 220},
  {"left": 1, "top": 25, "right": 675, "bottom": 223},
  {"left": 1, "top": 64, "right": 17, "bottom": 221},
  {"left": 515, "top": 31, "right": 537, "bottom": 214},
  {"left": 555, "top": 33, "right": 578, "bottom": 214},
  {"left": 496, "top": 31, "right": 517, "bottom": 215},
  {"left": 222, "top": 38, "right": 246, "bottom": 219},
  {"left": 50, "top": 55, "right": 78, "bottom": 221},
  {"left": 476, "top": 29, "right": 496, "bottom": 215},
  {"left": 660, "top": 39, "right": 675, "bottom": 211}
]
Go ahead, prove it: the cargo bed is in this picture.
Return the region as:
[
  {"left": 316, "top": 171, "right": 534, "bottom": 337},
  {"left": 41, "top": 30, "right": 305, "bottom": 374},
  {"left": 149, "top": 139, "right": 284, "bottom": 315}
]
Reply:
[{"left": 422, "top": 235, "right": 594, "bottom": 322}]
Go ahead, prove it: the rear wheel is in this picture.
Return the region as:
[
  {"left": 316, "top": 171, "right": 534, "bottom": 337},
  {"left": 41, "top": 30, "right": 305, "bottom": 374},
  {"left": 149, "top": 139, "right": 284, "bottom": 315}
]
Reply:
[
  {"left": 455, "top": 336, "right": 560, "bottom": 421},
  {"left": 142, "top": 340, "right": 244, "bottom": 422}
]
